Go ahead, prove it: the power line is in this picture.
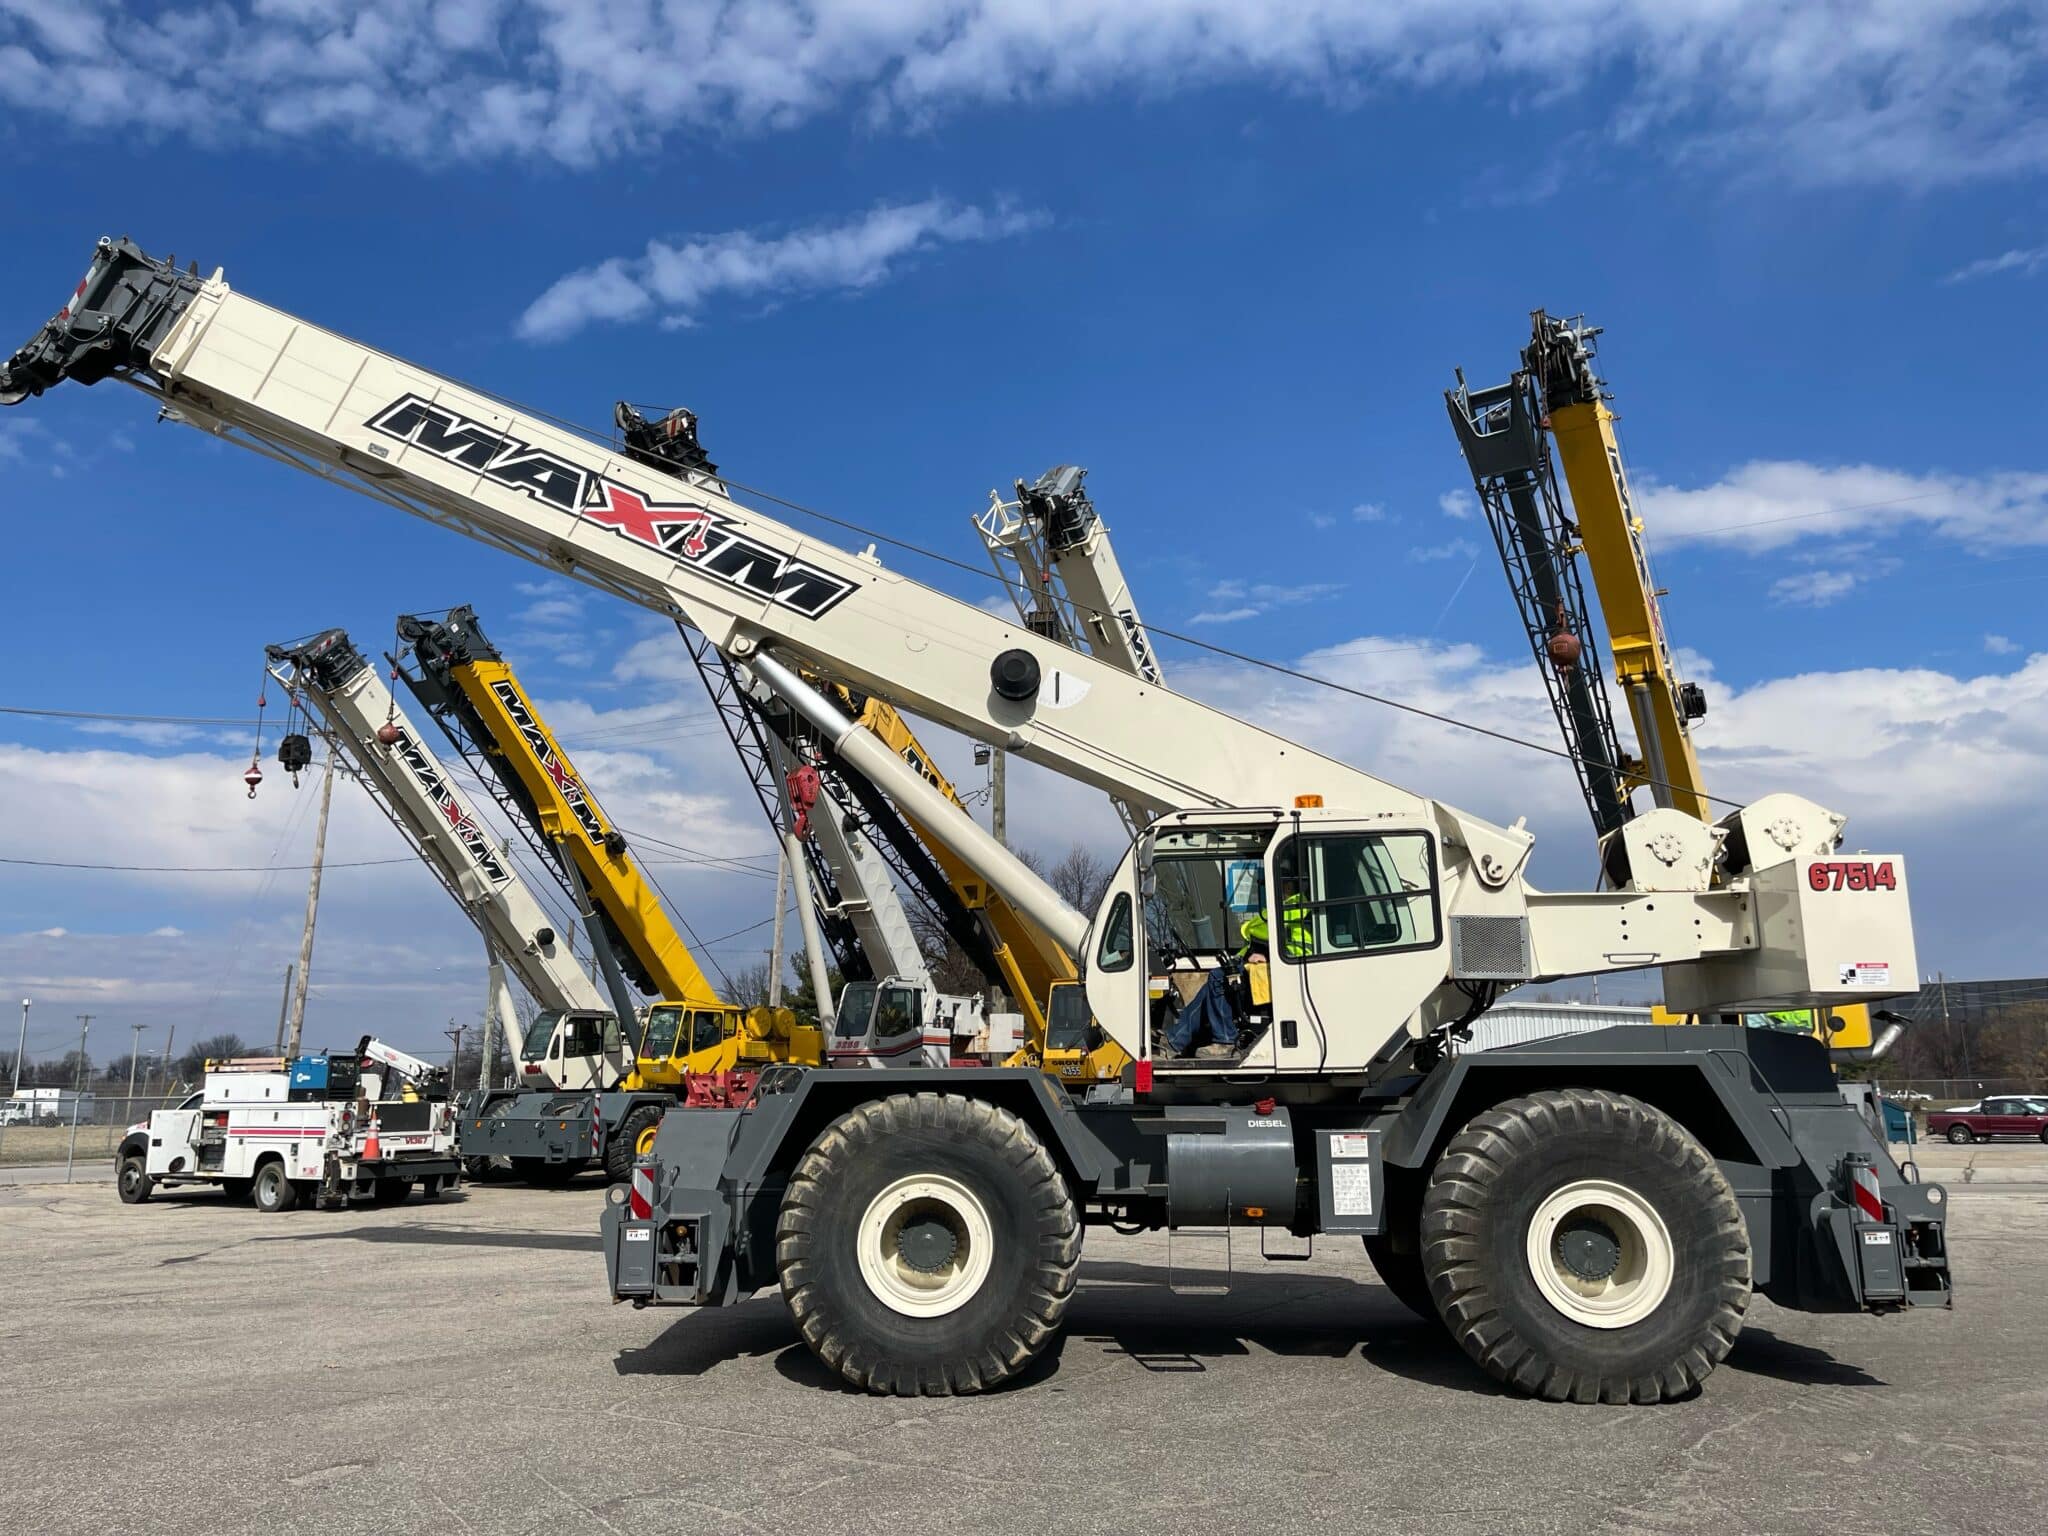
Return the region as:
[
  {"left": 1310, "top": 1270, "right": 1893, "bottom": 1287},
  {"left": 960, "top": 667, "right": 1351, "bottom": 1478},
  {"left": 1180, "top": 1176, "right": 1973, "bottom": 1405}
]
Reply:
[
  {"left": 0, "top": 854, "right": 416, "bottom": 873},
  {"left": 0, "top": 704, "right": 258, "bottom": 726}
]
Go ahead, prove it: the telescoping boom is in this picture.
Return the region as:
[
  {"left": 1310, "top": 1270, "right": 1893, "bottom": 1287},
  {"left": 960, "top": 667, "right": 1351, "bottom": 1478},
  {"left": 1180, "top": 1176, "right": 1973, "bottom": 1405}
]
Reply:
[
  {"left": 4, "top": 238, "right": 1946, "bottom": 1406},
  {"left": 265, "top": 626, "right": 626, "bottom": 1095}
]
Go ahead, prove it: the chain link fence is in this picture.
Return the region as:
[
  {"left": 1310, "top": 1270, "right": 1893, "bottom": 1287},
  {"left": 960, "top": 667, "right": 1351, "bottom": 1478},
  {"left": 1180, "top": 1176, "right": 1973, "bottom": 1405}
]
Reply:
[{"left": 0, "top": 1092, "right": 193, "bottom": 1182}]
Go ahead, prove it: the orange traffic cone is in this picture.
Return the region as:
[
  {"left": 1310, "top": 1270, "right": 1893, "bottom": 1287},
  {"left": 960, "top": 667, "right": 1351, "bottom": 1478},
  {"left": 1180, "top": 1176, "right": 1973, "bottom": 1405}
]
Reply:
[{"left": 362, "top": 1115, "right": 381, "bottom": 1163}]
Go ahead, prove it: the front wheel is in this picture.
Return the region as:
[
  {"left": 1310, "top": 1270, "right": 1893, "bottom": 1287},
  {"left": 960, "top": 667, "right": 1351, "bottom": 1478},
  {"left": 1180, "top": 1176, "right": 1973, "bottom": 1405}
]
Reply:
[
  {"left": 251, "top": 1161, "right": 301, "bottom": 1214},
  {"left": 1421, "top": 1088, "right": 1750, "bottom": 1403},
  {"left": 777, "top": 1093, "right": 1081, "bottom": 1396},
  {"left": 1947, "top": 1125, "right": 1974, "bottom": 1144},
  {"left": 117, "top": 1153, "right": 154, "bottom": 1205},
  {"left": 606, "top": 1106, "right": 663, "bottom": 1184}
]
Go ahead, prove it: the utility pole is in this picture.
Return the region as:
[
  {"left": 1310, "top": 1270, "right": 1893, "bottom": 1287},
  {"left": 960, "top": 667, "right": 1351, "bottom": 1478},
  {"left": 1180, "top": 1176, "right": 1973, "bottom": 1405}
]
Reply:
[
  {"left": 444, "top": 1018, "right": 464, "bottom": 1077},
  {"left": 11, "top": 997, "right": 26, "bottom": 1096},
  {"left": 991, "top": 747, "right": 1007, "bottom": 847},
  {"left": 159, "top": 1025, "right": 176, "bottom": 1091},
  {"left": 271, "top": 963, "right": 296, "bottom": 1056},
  {"left": 126, "top": 1022, "right": 147, "bottom": 1113},
  {"left": 284, "top": 747, "right": 337, "bottom": 1060},
  {"left": 72, "top": 1015, "right": 93, "bottom": 1087}
]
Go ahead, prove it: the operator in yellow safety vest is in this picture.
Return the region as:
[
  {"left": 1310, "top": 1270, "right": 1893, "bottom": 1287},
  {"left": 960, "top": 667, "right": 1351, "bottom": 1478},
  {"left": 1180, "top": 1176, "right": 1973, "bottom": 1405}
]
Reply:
[{"left": 1166, "top": 894, "right": 1310, "bottom": 1058}]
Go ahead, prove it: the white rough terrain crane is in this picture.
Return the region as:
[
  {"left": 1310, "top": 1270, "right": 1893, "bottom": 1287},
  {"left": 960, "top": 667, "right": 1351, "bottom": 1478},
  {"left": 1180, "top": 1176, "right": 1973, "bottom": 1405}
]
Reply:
[{"left": 5, "top": 238, "right": 1948, "bottom": 1404}]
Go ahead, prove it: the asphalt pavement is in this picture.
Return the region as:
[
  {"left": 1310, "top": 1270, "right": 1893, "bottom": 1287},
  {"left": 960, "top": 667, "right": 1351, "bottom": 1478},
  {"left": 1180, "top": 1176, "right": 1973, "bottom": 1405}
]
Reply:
[{"left": 2, "top": 1164, "right": 2042, "bottom": 1536}]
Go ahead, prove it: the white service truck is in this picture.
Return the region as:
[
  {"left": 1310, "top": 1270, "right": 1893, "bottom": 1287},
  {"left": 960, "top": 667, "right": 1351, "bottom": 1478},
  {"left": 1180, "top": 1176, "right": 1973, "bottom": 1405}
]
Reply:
[{"left": 117, "top": 1038, "right": 460, "bottom": 1212}]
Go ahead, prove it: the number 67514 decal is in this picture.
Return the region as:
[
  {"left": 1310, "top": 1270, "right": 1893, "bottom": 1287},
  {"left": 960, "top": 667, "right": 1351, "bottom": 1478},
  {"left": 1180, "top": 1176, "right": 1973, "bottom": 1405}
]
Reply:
[{"left": 1808, "top": 859, "right": 1898, "bottom": 892}]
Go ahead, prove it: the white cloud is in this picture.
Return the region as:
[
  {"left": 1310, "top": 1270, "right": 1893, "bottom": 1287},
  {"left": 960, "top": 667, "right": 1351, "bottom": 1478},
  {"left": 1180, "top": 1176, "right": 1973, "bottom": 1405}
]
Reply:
[
  {"left": 1352, "top": 502, "right": 1388, "bottom": 523},
  {"left": 1189, "top": 578, "right": 1343, "bottom": 624},
  {"left": 1410, "top": 537, "right": 1479, "bottom": 562},
  {"left": 1985, "top": 634, "right": 2018, "bottom": 655},
  {"left": 1308, "top": 513, "right": 1336, "bottom": 530},
  {"left": 519, "top": 200, "right": 1047, "bottom": 340},
  {"left": 1437, "top": 489, "right": 1475, "bottom": 521},
  {"left": 1638, "top": 460, "right": 2048, "bottom": 553},
  {"left": 1768, "top": 568, "right": 1860, "bottom": 606},
  {"left": 0, "top": 4, "right": 2040, "bottom": 188},
  {"left": 1943, "top": 244, "right": 2048, "bottom": 284}
]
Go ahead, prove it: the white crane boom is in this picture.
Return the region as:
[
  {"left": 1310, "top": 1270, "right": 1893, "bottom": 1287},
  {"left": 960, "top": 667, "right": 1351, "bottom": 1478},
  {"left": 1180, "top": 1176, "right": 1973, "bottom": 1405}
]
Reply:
[{"left": 266, "top": 628, "right": 609, "bottom": 1022}]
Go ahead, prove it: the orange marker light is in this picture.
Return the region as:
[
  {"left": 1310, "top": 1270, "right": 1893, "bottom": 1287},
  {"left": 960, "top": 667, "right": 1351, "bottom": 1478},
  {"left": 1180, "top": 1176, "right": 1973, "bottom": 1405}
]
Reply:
[{"left": 1294, "top": 794, "right": 1323, "bottom": 808}]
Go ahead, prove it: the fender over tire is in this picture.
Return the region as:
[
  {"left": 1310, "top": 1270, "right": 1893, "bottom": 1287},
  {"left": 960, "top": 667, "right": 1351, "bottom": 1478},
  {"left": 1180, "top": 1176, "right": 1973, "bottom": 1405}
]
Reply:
[
  {"left": 777, "top": 1092, "right": 1081, "bottom": 1396},
  {"left": 1421, "top": 1087, "right": 1750, "bottom": 1404}
]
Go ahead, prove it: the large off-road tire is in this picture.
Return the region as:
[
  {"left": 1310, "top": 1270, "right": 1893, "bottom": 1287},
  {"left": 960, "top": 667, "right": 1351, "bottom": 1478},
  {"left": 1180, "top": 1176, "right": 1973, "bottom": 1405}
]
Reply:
[
  {"left": 1363, "top": 1170, "right": 1438, "bottom": 1322},
  {"left": 606, "top": 1106, "right": 663, "bottom": 1184},
  {"left": 1947, "top": 1124, "right": 1974, "bottom": 1144},
  {"left": 252, "top": 1160, "right": 301, "bottom": 1214},
  {"left": 117, "top": 1153, "right": 154, "bottom": 1205},
  {"left": 1421, "top": 1088, "right": 1750, "bottom": 1404},
  {"left": 778, "top": 1092, "right": 1081, "bottom": 1396}
]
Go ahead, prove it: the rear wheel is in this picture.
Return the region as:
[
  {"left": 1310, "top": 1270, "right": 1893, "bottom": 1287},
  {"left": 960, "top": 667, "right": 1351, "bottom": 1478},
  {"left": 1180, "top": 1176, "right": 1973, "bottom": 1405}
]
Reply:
[
  {"left": 606, "top": 1106, "right": 663, "bottom": 1184},
  {"left": 1947, "top": 1125, "right": 1974, "bottom": 1144},
  {"left": 1421, "top": 1088, "right": 1750, "bottom": 1403},
  {"left": 252, "top": 1161, "right": 300, "bottom": 1214},
  {"left": 777, "top": 1092, "right": 1081, "bottom": 1395},
  {"left": 117, "top": 1153, "right": 154, "bottom": 1205}
]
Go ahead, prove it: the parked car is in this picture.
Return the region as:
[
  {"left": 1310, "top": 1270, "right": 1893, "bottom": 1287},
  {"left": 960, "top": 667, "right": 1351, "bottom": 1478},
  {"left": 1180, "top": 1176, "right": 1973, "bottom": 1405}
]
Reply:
[{"left": 1925, "top": 1097, "right": 2048, "bottom": 1144}]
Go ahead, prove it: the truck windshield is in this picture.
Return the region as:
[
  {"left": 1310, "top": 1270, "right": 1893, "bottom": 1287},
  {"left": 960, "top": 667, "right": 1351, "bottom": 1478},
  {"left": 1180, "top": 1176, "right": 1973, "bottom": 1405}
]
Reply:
[
  {"left": 836, "top": 982, "right": 877, "bottom": 1040},
  {"left": 521, "top": 1010, "right": 563, "bottom": 1060},
  {"left": 642, "top": 1005, "right": 684, "bottom": 1058},
  {"left": 1044, "top": 984, "right": 1092, "bottom": 1051}
]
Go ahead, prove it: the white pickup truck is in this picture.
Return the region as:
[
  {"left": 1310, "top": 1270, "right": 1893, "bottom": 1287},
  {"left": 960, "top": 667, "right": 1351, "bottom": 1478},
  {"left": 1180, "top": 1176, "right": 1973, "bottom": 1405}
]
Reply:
[{"left": 117, "top": 1038, "right": 460, "bottom": 1212}]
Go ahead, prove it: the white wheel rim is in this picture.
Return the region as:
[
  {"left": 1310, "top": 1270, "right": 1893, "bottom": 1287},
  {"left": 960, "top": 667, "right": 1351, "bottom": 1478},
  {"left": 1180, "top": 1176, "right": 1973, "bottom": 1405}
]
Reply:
[
  {"left": 1525, "top": 1178, "right": 1674, "bottom": 1330},
  {"left": 856, "top": 1174, "right": 995, "bottom": 1319}
]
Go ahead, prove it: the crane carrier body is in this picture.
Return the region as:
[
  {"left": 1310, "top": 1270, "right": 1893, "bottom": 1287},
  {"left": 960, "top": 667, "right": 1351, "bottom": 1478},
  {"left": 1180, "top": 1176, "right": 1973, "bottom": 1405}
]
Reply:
[{"left": 3, "top": 237, "right": 1949, "bottom": 1403}]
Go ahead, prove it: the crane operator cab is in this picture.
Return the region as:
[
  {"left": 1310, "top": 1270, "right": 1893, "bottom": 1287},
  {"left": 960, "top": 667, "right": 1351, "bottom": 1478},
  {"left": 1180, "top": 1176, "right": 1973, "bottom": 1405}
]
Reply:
[
  {"left": 517, "top": 1008, "right": 627, "bottom": 1092},
  {"left": 1088, "top": 808, "right": 1451, "bottom": 1076}
]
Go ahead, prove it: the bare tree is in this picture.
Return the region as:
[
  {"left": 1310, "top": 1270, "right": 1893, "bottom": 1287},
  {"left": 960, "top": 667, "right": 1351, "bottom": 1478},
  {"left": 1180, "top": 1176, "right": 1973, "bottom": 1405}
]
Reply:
[{"left": 1046, "top": 843, "right": 1113, "bottom": 913}]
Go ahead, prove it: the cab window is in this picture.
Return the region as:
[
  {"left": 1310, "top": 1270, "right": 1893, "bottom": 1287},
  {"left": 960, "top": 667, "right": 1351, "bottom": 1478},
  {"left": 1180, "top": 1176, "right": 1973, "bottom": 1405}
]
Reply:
[
  {"left": 561, "top": 1016, "right": 604, "bottom": 1057},
  {"left": 1096, "top": 893, "right": 1135, "bottom": 972},
  {"left": 641, "top": 1007, "right": 682, "bottom": 1057},
  {"left": 873, "top": 986, "right": 921, "bottom": 1036},
  {"left": 1272, "top": 831, "right": 1440, "bottom": 962},
  {"left": 690, "top": 1010, "right": 726, "bottom": 1054}
]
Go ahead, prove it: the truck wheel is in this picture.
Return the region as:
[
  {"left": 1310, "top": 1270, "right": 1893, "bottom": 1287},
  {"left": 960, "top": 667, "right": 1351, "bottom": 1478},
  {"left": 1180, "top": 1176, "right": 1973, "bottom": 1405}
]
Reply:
[
  {"left": 606, "top": 1106, "right": 663, "bottom": 1184},
  {"left": 1421, "top": 1088, "right": 1750, "bottom": 1403},
  {"left": 1362, "top": 1171, "right": 1437, "bottom": 1322},
  {"left": 1947, "top": 1125, "right": 1973, "bottom": 1144},
  {"left": 117, "top": 1153, "right": 154, "bottom": 1205},
  {"left": 778, "top": 1092, "right": 1081, "bottom": 1396},
  {"left": 252, "top": 1161, "right": 301, "bottom": 1214}
]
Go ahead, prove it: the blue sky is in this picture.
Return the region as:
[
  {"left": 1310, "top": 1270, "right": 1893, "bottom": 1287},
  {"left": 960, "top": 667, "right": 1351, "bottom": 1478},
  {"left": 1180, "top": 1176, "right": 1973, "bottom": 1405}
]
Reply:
[{"left": 3, "top": 1, "right": 2046, "bottom": 1062}]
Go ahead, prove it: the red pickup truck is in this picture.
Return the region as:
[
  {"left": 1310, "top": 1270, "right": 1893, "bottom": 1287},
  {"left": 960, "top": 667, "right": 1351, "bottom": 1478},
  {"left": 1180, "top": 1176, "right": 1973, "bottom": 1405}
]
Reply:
[{"left": 1926, "top": 1096, "right": 2048, "bottom": 1143}]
